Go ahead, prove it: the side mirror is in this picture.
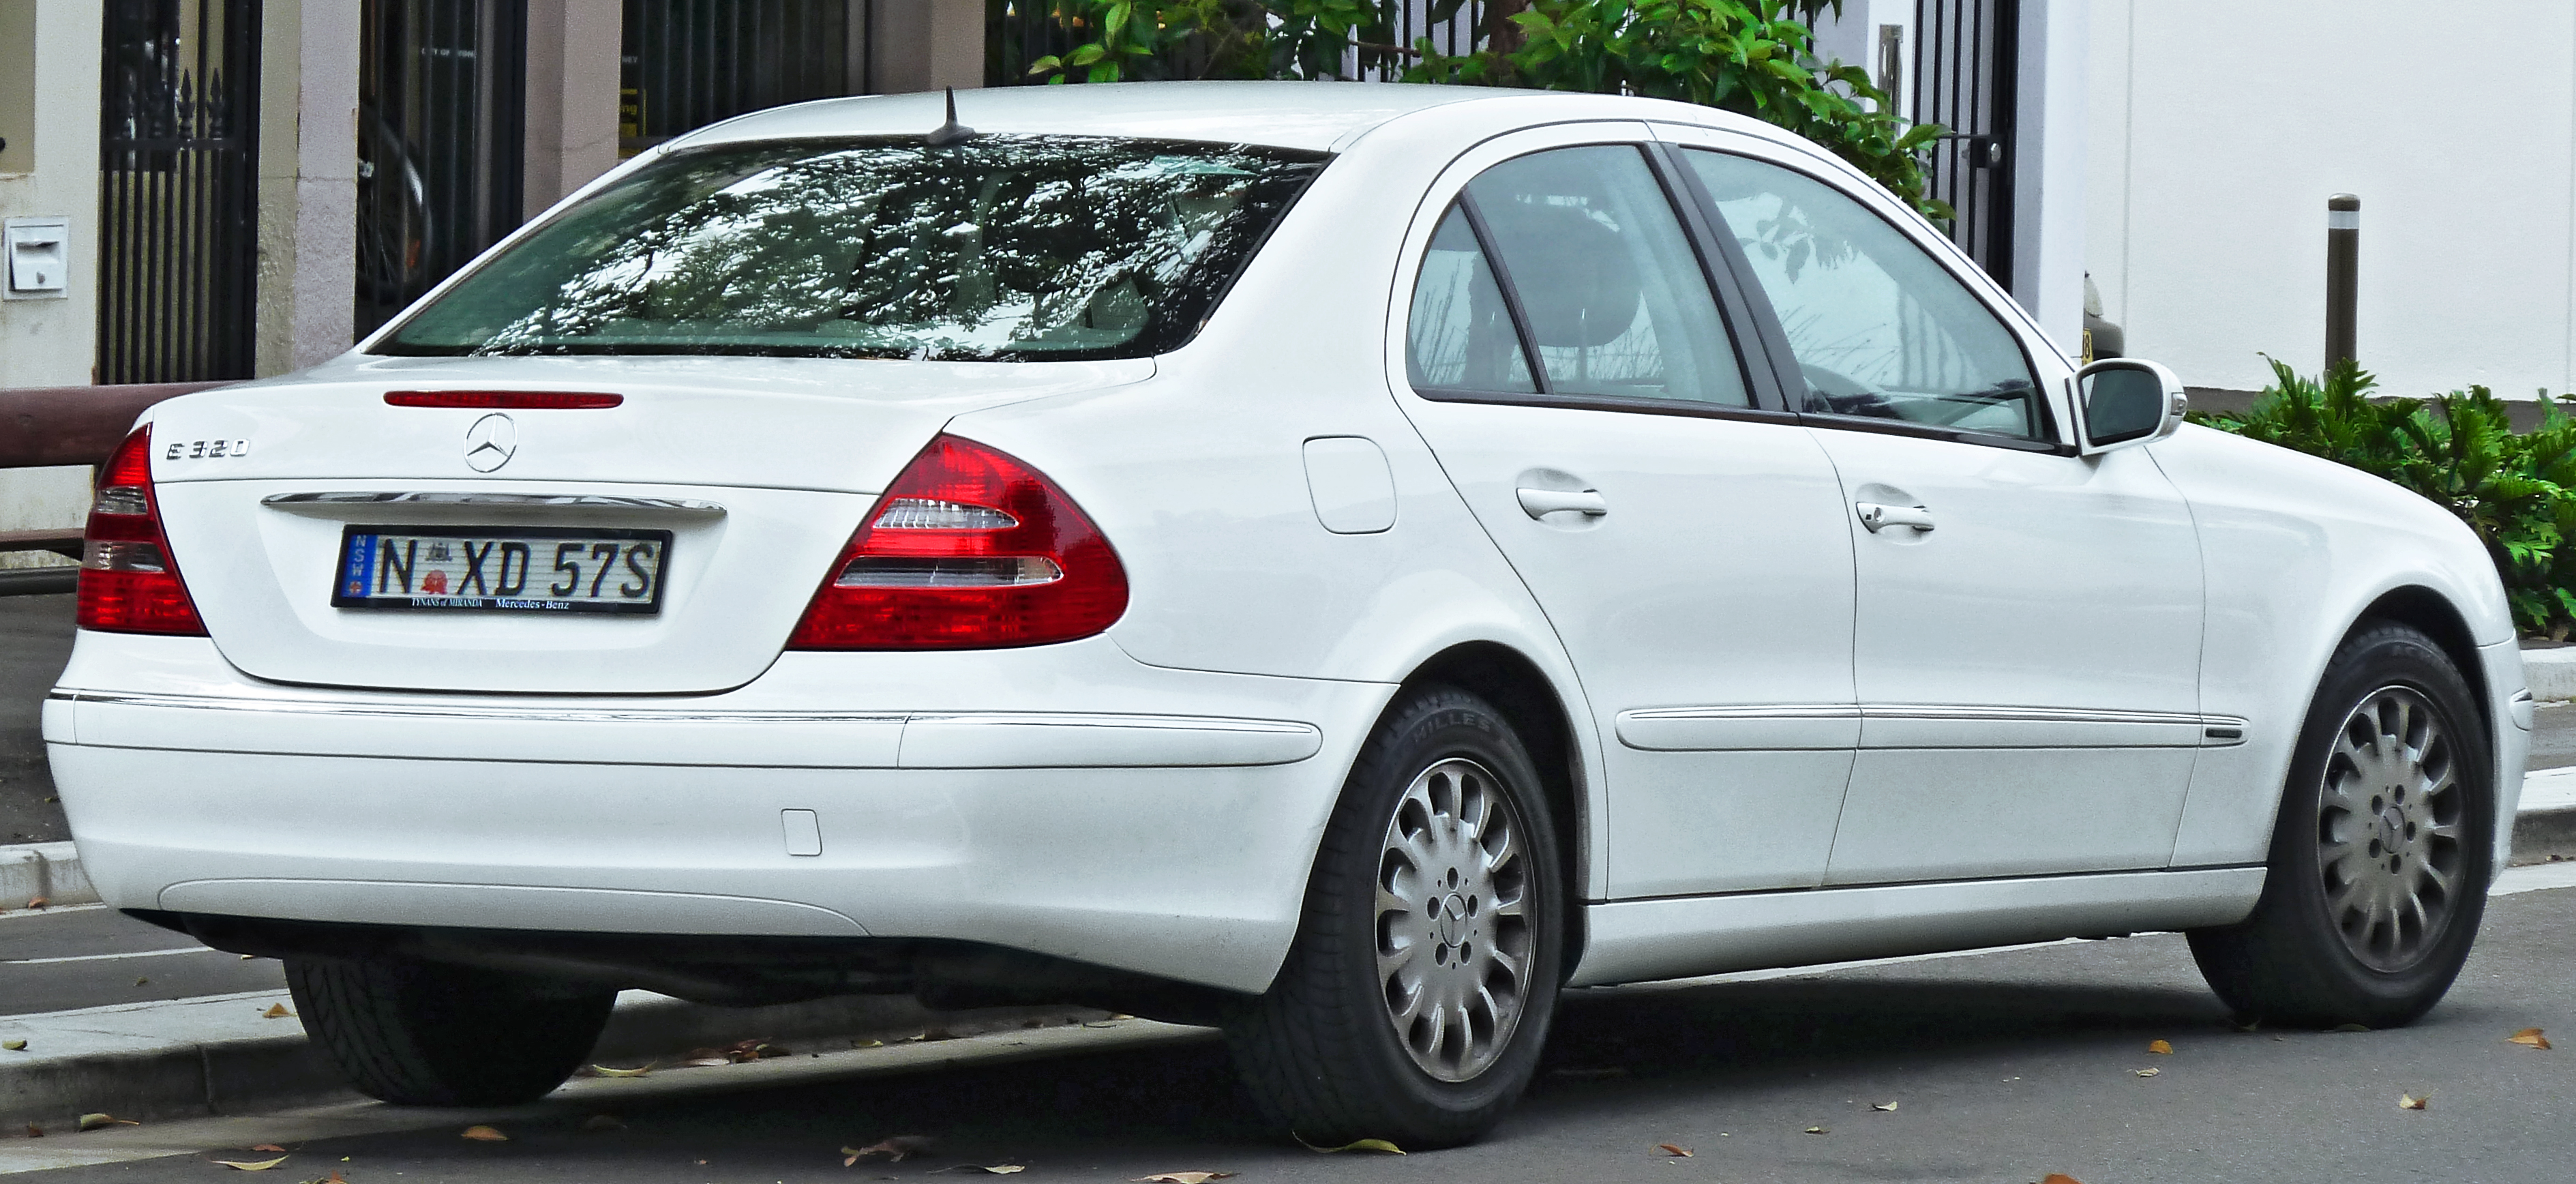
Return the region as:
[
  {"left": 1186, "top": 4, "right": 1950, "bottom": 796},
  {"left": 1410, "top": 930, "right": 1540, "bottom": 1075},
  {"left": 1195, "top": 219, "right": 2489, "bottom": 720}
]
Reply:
[{"left": 2075, "top": 358, "right": 2186, "bottom": 454}]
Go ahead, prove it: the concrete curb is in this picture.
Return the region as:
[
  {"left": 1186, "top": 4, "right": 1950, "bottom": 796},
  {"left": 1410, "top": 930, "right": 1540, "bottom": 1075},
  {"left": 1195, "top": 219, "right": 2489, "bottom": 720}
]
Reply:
[
  {"left": 2521, "top": 646, "right": 2576, "bottom": 702},
  {"left": 0, "top": 843, "right": 93, "bottom": 911},
  {"left": 0, "top": 986, "right": 1103, "bottom": 1131}
]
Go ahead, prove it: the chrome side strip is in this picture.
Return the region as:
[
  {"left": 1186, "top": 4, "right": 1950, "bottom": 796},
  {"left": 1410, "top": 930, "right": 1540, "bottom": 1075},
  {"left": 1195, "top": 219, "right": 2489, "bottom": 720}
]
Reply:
[
  {"left": 262, "top": 492, "right": 726, "bottom": 518},
  {"left": 1616, "top": 702, "right": 2251, "bottom": 751},
  {"left": 50, "top": 690, "right": 899, "bottom": 726}
]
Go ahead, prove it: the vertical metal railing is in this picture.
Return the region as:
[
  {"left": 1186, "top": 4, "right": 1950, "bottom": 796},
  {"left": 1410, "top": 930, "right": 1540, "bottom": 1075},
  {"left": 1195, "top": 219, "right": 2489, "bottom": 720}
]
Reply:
[
  {"left": 620, "top": 0, "right": 858, "bottom": 153},
  {"left": 1911, "top": 0, "right": 2016, "bottom": 284},
  {"left": 357, "top": 0, "right": 528, "bottom": 338},
  {"left": 97, "top": 0, "right": 261, "bottom": 384}
]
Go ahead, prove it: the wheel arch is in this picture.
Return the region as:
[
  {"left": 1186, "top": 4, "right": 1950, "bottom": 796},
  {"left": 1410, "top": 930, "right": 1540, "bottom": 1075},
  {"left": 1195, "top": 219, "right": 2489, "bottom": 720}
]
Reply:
[
  {"left": 1394, "top": 640, "right": 1591, "bottom": 983},
  {"left": 2350, "top": 584, "right": 2494, "bottom": 750}
]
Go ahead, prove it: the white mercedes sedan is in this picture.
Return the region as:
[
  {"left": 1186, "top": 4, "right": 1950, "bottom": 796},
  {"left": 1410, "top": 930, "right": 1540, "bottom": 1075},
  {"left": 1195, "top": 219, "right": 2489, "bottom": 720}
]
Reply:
[{"left": 50, "top": 82, "right": 2529, "bottom": 1146}]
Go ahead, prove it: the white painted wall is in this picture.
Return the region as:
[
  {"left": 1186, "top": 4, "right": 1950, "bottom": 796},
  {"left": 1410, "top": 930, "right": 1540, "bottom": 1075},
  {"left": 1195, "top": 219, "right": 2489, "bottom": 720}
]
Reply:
[
  {"left": 0, "top": 0, "right": 104, "bottom": 568},
  {"left": 2088, "top": 0, "right": 2576, "bottom": 398}
]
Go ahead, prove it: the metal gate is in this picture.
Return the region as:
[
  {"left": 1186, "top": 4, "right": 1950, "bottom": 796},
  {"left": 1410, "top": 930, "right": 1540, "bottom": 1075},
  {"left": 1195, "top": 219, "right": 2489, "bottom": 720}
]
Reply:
[
  {"left": 358, "top": 0, "right": 528, "bottom": 336},
  {"left": 987, "top": 0, "right": 1484, "bottom": 85},
  {"left": 621, "top": 0, "right": 867, "bottom": 153},
  {"left": 97, "top": 0, "right": 261, "bottom": 384},
  {"left": 1913, "top": 0, "right": 2016, "bottom": 284}
]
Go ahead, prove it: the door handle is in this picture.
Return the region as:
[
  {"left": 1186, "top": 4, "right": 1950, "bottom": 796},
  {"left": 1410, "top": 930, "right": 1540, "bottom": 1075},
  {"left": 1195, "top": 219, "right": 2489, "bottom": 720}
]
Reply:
[
  {"left": 1517, "top": 488, "right": 1608, "bottom": 519},
  {"left": 1855, "top": 501, "right": 1934, "bottom": 533}
]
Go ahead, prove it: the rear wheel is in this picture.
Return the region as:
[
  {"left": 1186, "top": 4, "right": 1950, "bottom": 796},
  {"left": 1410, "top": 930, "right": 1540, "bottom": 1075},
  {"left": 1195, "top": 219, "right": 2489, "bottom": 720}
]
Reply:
[
  {"left": 286, "top": 956, "right": 616, "bottom": 1106},
  {"left": 1225, "top": 686, "right": 1565, "bottom": 1149},
  {"left": 2187, "top": 623, "right": 2493, "bottom": 1028}
]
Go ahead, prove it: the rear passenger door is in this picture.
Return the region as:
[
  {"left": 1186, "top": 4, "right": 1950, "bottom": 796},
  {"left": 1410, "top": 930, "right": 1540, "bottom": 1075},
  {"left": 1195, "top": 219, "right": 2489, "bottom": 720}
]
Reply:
[
  {"left": 1658, "top": 128, "right": 2208, "bottom": 885},
  {"left": 1388, "top": 125, "right": 1861, "bottom": 899}
]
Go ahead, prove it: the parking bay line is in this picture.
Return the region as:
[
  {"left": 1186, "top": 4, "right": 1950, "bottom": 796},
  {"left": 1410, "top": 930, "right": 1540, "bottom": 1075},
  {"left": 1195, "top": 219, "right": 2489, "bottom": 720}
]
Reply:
[{"left": 0, "top": 947, "right": 226, "bottom": 966}]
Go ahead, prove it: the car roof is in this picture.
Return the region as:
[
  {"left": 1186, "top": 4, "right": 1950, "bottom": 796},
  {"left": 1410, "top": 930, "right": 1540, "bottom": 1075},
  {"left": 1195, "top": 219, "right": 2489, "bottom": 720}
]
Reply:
[{"left": 672, "top": 80, "right": 1735, "bottom": 154}]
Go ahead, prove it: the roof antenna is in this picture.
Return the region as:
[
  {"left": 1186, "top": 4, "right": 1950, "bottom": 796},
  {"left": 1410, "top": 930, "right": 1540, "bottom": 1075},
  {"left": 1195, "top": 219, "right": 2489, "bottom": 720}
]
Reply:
[{"left": 925, "top": 87, "right": 976, "bottom": 147}]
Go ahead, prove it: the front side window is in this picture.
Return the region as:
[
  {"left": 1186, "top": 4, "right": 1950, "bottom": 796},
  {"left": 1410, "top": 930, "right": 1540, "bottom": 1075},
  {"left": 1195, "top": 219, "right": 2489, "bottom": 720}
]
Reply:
[
  {"left": 1683, "top": 150, "right": 2043, "bottom": 440},
  {"left": 378, "top": 136, "right": 1325, "bottom": 360},
  {"left": 1407, "top": 145, "right": 1750, "bottom": 408}
]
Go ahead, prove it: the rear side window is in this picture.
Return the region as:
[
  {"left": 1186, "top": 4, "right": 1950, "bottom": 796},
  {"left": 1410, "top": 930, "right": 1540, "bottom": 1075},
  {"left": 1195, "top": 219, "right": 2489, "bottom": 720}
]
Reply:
[
  {"left": 1682, "top": 149, "right": 2042, "bottom": 439},
  {"left": 1407, "top": 145, "right": 1749, "bottom": 409},
  {"left": 378, "top": 136, "right": 1325, "bottom": 361}
]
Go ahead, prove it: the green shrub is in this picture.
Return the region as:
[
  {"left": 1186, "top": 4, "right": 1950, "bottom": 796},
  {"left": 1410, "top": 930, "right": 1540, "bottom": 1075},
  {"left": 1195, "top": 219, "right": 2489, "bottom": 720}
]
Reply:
[
  {"left": 2198, "top": 357, "right": 2576, "bottom": 637},
  {"left": 1018, "top": 0, "right": 1947, "bottom": 220}
]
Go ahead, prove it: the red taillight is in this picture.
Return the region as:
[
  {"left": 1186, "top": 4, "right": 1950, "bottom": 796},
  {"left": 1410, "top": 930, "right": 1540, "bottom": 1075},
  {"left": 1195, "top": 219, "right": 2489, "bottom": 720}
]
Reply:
[
  {"left": 384, "top": 391, "right": 623, "bottom": 409},
  {"left": 786, "top": 434, "right": 1128, "bottom": 650},
  {"left": 76, "top": 424, "right": 207, "bottom": 636}
]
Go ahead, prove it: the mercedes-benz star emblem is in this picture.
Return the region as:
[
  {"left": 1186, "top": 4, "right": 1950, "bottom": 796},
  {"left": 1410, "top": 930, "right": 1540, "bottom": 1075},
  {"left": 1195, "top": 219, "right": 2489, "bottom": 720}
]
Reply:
[{"left": 463, "top": 413, "right": 518, "bottom": 473}]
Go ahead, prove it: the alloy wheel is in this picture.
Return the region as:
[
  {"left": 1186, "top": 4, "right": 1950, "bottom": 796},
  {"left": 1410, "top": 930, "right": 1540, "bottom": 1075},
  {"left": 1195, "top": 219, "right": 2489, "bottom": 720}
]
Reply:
[
  {"left": 2316, "top": 685, "right": 2468, "bottom": 972},
  {"left": 1373, "top": 757, "right": 1537, "bottom": 1082}
]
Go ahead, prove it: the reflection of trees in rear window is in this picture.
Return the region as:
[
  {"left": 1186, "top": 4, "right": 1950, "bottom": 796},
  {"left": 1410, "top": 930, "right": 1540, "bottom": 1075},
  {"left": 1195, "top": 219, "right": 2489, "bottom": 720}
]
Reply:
[{"left": 381, "top": 137, "right": 1325, "bottom": 360}]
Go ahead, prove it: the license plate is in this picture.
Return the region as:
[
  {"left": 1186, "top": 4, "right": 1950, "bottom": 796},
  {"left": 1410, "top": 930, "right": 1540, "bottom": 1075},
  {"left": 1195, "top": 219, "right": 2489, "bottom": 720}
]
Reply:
[{"left": 331, "top": 526, "right": 671, "bottom": 614}]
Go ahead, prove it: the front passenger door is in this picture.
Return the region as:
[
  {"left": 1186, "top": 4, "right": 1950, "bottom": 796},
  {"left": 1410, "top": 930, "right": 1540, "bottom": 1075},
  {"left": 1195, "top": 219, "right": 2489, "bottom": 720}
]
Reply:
[{"left": 1671, "top": 141, "right": 2208, "bottom": 886}]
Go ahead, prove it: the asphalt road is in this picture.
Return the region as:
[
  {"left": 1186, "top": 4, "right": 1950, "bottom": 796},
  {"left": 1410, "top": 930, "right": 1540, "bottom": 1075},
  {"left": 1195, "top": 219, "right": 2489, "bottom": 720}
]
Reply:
[
  {"left": 0, "top": 904, "right": 285, "bottom": 1015},
  {"left": 0, "top": 594, "right": 73, "bottom": 845},
  {"left": 13, "top": 877, "right": 2576, "bottom": 1183}
]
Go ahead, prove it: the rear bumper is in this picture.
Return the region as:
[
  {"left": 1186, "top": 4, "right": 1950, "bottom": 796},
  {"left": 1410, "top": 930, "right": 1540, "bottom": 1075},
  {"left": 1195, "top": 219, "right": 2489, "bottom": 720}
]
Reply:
[{"left": 47, "top": 632, "right": 1392, "bottom": 995}]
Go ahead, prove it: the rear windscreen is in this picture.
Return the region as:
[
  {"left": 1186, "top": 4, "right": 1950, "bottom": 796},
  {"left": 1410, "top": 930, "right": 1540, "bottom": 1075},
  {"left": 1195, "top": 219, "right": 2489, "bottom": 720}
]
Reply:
[{"left": 376, "top": 136, "right": 1326, "bottom": 361}]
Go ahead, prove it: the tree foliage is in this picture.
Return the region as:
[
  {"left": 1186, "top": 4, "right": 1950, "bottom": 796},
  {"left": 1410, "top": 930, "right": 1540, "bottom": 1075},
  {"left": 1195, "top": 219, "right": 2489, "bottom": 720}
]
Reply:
[
  {"left": 1021, "top": 0, "right": 1947, "bottom": 220},
  {"left": 2200, "top": 357, "right": 2576, "bottom": 637}
]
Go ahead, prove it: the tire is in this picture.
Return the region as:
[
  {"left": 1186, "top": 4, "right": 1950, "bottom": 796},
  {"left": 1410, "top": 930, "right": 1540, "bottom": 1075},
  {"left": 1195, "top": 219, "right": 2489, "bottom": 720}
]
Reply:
[
  {"left": 1225, "top": 685, "right": 1566, "bottom": 1149},
  {"left": 286, "top": 956, "right": 617, "bottom": 1106},
  {"left": 2187, "top": 623, "right": 2495, "bottom": 1028}
]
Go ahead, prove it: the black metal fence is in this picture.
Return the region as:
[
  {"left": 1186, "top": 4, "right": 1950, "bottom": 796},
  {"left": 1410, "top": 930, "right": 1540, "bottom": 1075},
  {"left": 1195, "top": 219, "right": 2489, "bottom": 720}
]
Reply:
[
  {"left": 1912, "top": 0, "right": 2017, "bottom": 284},
  {"left": 621, "top": 0, "right": 866, "bottom": 151},
  {"left": 97, "top": 0, "right": 261, "bottom": 384},
  {"left": 357, "top": 0, "right": 529, "bottom": 336}
]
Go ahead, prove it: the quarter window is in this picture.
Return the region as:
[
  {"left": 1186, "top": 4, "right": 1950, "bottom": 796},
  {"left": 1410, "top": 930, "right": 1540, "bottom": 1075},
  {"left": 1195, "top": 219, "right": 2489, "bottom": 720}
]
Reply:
[
  {"left": 1683, "top": 150, "right": 2043, "bottom": 440},
  {"left": 1407, "top": 145, "right": 1750, "bottom": 409}
]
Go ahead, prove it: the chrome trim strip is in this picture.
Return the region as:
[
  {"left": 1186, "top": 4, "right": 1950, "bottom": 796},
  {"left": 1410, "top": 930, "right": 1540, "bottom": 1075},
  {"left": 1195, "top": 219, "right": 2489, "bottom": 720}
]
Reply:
[
  {"left": 262, "top": 492, "right": 726, "bottom": 517},
  {"left": 51, "top": 690, "right": 899, "bottom": 726},
  {"left": 1614, "top": 702, "right": 2249, "bottom": 751}
]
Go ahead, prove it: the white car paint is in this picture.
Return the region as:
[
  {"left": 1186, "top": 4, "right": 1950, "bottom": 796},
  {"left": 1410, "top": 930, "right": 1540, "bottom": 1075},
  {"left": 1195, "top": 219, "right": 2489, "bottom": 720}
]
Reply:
[{"left": 48, "top": 82, "right": 2526, "bottom": 1003}]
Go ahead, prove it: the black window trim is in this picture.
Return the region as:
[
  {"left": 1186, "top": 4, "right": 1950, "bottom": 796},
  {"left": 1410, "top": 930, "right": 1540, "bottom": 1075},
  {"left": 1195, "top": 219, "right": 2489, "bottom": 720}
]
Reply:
[
  {"left": 1659, "top": 140, "right": 2076, "bottom": 456},
  {"left": 1403, "top": 140, "right": 1789, "bottom": 426}
]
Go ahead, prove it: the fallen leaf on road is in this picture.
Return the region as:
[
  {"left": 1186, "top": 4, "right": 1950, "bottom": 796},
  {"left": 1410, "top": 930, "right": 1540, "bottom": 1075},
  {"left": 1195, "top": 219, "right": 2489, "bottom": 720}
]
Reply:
[
  {"left": 853, "top": 1039, "right": 885, "bottom": 1048},
  {"left": 2041, "top": 1174, "right": 2086, "bottom": 1184},
  {"left": 932, "top": 1167, "right": 1024, "bottom": 1175},
  {"left": 1870, "top": 1101, "right": 1898, "bottom": 1112},
  {"left": 262, "top": 1005, "right": 293, "bottom": 1019},
  {"left": 1655, "top": 1143, "right": 1693, "bottom": 1157},
  {"left": 589, "top": 1063, "right": 654, "bottom": 1077},
  {"left": 683, "top": 1057, "right": 732, "bottom": 1068},
  {"left": 582, "top": 1115, "right": 625, "bottom": 1131},
  {"left": 133, "top": 977, "right": 149, "bottom": 987},
  {"left": 843, "top": 1136, "right": 935, "bottom": 1164},
  {"left": 24, "top": 1124, "right": 41, "bottom": 1138},
  {"left": 2148, "top": 1039, "right": 2174, "bottom": 1054},
  {"left": 2333, "top": 1023, "right": 2371, "bottom": 1033},
  {"left": 1133, "top": 1173, "right": 1235, "bottom": 1183},
  {"left": 1293, "top": 1135, "right": 1406, "bottom": 1155},
  {"left": 460, "top": 1125, "right": 508, "bottom": 1142},
  {"left": 211, "top": 1155, "right": 289, "bottom": 1170},
  {"left": 2399, "top": 1093, "right": 2430, "bottom": 1110},
  {"left": 77, "top": 1114, "right": 136, "bottom": 1131},
  {"left": 2133, "top": 1067, "right": 2160, "bottom": 1078},
  {"left": 2508, "top": 1028, "right": 2551, "bottom": 1050},
  {"left": 1802, "top": 1126, "right": 1829, "bottom": 1136},
  {"left": 23, "top": 897, "right": 44, "bottom": 910},
  {"left": 250, "top": 1144, "right": 286, "bottom": 1153},
  {"left": 2, "top": 1040, "right": 25, "bottom": 1051}
]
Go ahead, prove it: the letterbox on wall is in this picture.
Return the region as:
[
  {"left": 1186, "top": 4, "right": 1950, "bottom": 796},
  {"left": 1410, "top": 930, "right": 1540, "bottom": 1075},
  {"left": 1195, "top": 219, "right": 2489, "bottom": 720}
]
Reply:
[{"left": 3, "top": 217, "right": 70, "bottom": 300}]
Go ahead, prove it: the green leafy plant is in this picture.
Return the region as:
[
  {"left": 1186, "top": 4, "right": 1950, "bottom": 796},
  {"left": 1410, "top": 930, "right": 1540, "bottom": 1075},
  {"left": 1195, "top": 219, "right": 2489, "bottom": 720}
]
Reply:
[
  {"left": 1020, "top": 0, "right": 1947, "bottom": 220},
  {"left": 2199, "top": 356, "right": 2576, "bottom": 636}
]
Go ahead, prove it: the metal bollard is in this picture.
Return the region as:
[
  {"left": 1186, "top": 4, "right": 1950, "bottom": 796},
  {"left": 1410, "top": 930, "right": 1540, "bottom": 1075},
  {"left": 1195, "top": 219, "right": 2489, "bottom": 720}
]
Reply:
[{"left": 2326, "top": 194, "right": 2359, "bottom": 369}]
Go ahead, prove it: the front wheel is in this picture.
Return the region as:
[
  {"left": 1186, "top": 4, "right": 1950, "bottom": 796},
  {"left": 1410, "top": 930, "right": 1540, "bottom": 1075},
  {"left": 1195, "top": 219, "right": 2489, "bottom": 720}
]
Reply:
[
  {"left": 1225, "top": 686, "right": 1566, "bottom": 1149},
  {"left": 2187, "top": 623, "right": 2495, "bottom": 1028}
]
